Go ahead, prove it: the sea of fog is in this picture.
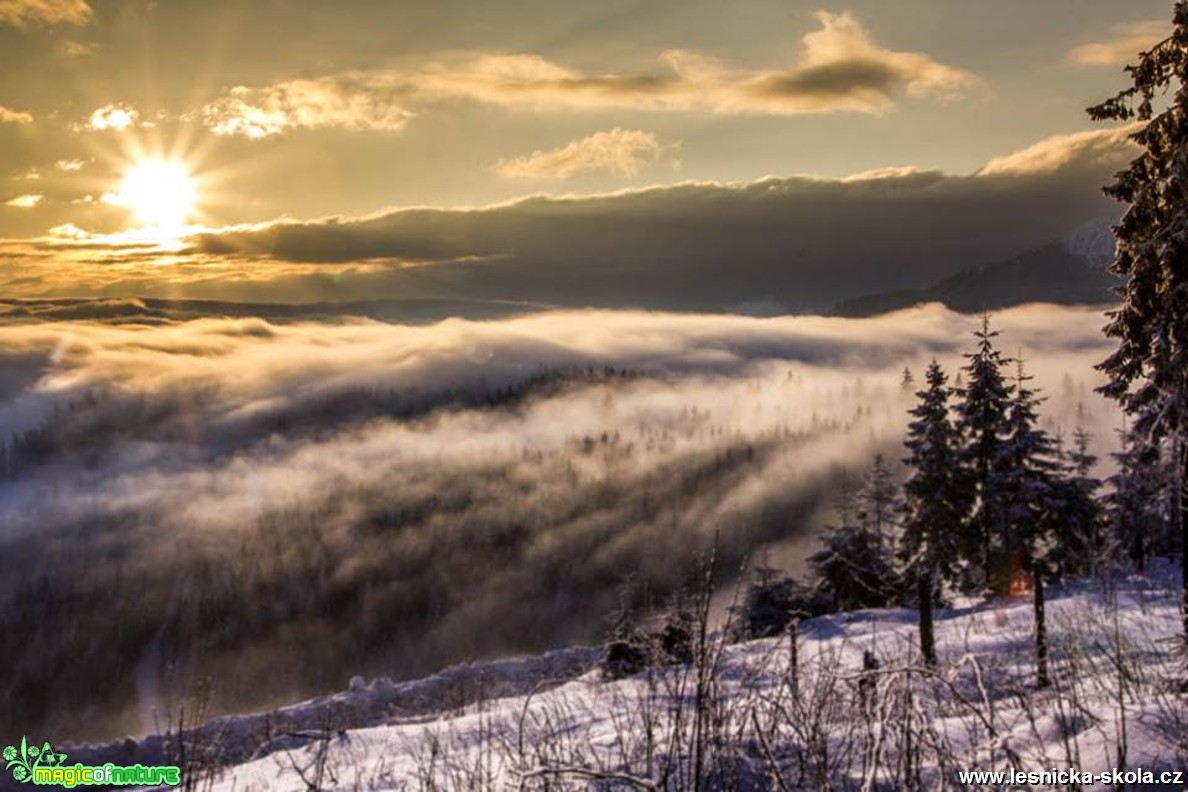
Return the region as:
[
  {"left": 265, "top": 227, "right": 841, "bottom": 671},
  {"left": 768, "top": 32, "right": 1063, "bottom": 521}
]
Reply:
[{"left": 0, "top": 303, "right": 1122, "bottom": 740}]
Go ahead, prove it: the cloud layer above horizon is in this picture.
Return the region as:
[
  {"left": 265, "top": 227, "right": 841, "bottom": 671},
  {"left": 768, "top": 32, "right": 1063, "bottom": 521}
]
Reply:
[{"left": 0, "top": 123, "right": 1135, "bottom": 311}]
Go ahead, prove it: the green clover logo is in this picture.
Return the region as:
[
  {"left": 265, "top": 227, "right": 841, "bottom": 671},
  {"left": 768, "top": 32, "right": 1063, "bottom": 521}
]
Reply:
[{"left": 3, "top": 737, "right": 63, "bottom": 784}]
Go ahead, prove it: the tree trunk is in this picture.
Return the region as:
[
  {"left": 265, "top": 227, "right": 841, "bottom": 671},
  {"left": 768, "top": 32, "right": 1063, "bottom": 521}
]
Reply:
[
  {"left": 1180, "top": 442, "right": 1188, "bottom": 641},
  {"left": 1033, "top": 564, "right": 1050, "bottom": 689},
  {"left": 918, "top": 569, "right": 936, "bottom": 667},
  {"left": 788, "top": 616, "right": 800, "bottom": 697}
]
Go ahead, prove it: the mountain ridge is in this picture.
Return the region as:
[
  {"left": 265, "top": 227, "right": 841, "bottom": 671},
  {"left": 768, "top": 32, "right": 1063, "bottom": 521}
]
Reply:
[{"left": 830, "top": 242, "right": 1119, "bottom": 318}]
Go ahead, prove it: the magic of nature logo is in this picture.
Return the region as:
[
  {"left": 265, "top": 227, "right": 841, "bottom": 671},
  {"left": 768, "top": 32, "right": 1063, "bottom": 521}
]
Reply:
[{"left": 3, "top": 737, "right": 180, "bottom": 787}]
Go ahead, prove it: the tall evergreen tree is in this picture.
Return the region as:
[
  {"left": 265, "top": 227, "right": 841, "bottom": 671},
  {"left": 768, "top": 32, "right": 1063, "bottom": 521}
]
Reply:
[
  {"left": 999, "top": 358, "right": 1062, "bottom": 687},
  {"left": 900, "top": 360, "right": 967, "bottom": 666},
  {"left": 954, "top": 315, "right": 1014, "bottom": 592},
  {"left": 1089, "top": 1, "right": 1188, "bottom": 636}
]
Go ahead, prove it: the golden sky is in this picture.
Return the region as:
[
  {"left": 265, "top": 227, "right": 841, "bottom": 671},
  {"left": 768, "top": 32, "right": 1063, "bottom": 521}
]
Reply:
[{"left": 0, "top": 0, "right": 1170, "bottom": 307}]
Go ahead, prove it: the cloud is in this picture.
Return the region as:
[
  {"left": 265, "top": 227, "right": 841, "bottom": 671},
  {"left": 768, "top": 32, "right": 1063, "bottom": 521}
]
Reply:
[
  {"left": 495, "top": 129, "right": 672, "bottom": 180},
  {"left": 739, "top": 10, "right": 981, "bottom": 109},
  {"left": 162, "top": 126, "right": 1129, "bottom": 310},
  {"left": 204, "top": 12, "right": 980, "bottom": 137},
  {"left": 0, "top": 0, "right": 91, "bottom": 27},
  {"left": 0, "top": 304, "right": 1113, "bottom": 445},
  {"left": 976, "top": 125, "right": 1140, "bottom": 177},
  {"left": 0, "top": 106, "right": 32, "bottom": 124},
  {"left": 83, "top": 103, "right": 139, "bottom": 131},
  {"left": 0, "top": 125, "right": 1134, "bottom": 311},
  {"left": 57, "top": 38, "right": 95, "bottom": 56},
  {"left": 203, "top": 74, "right": 417, "bottom": 138},
  {"left": 3, "top": 194, "right": 43, "bottom": 208},
  {"left": 1069, "top": 20, "right": 1166, "bottom": 67},
  {"left": 416, "top": 13, "right": 980, "bottom": 116},
  {"left": 55, "top": 158, "right": 85, "bottom": 171},
  {"left": 840, "top": 165, "right": 924, "bottom": 182}
]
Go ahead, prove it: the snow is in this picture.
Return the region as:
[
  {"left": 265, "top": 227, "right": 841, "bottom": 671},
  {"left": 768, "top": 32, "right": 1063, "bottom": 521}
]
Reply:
[{"left": 84, "top": 564, "right": 1188, "bottom": 790}]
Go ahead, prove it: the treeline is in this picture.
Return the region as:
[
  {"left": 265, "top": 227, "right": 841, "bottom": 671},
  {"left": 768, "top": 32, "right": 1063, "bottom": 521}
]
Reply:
[
  {"left": 0, "top": 366, "right": 646, "bottom": 478},
  {"left": 602, "top": 317, "right": 1178, "bottom": 688}
]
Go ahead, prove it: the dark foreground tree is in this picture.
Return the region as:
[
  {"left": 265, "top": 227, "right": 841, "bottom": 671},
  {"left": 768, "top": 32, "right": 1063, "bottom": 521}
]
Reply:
[
  {"left": 1089, "top": 2, "right": 1188, "bottom": 638},
  {"left": 900, "top": 360, "right": 966, "bottom": 666}
]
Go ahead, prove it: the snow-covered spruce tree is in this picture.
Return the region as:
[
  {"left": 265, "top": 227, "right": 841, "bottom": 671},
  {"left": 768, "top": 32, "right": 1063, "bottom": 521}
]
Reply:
[
  {"left": 1105, "top": 424, "right": 1173, "bottom": 571},
  {"left": 954, "top": 315, "right": 1015, "bottom": 593},
  {"left": 899, "top": 360, "right": 967, "bottom": 667},
  {"left": 856, "top": 453, "right": 901, "bottom": 546},
  {"left": 811, "top": 464, "right": 897, "bottom": 612},
  {"left": 999, "top": 358, "right": 1063, "bottom": 687},
  {"left": 655, "top": 592, "right": 695, "bottom": 666},
  {"left": 601, "top": 580, "right": 653, "bottom": 680},
  {"left": 733, "top": 563, "right": 823, "bottom": 640},
  {"left": 809, "top": 524, "right": 895, "bottom": 612},
  {"left": 1048, "top": 427, "right": 1104, "bottom": 579},
  {"left": 1089, "top": 1, "right": 1188, "bottom": 636}
]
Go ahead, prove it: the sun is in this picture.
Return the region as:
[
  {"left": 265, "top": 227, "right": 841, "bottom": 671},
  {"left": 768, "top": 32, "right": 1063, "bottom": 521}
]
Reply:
[{"left": 113, "top": 159, "right": 197, "bottom": 234}]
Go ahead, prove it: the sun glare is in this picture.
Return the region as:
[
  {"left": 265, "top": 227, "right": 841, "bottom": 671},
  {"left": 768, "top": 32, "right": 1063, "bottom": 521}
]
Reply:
[{"left": 114, "top": 159, "right": 197, "bottom": 235}]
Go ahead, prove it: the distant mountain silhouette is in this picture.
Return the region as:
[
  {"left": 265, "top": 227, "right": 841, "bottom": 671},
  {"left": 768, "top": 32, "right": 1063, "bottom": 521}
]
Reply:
[{"left": 830, "top": 243, "right": 1119, "bottom": 317}]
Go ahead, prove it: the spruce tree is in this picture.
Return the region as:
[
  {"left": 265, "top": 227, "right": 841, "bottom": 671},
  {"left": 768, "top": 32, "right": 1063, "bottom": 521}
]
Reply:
[
  {"left": 1049, "top": 427, "right": 1104, "bottom": 578},
  {"left": 811, "top": 468, "right": 896, "bottom": 612},
  {"left": 900, "top": 367, "right": 915, "bottom": 394},
  {"left": 900, "top": 360, "right": 967, "bottom": 666},
  {"left": 1089, "top": 1, "right": 1188, "bottom": 636},
  {"left": 601, "top": 579, "right": 652, "bottom": 679},
  {"left": 1105, "top": 425, "right": 1172, "bottom": 572},
  {"left": 856, "top": 453, "right": 900, "bottom": 545},
  {"left": 809, "top": 523, "right": 895, "bottom": 612},
  {"left": 734, "top": 564, "right": 822, "bottom": 640},
  {"left": 954, "top": 315, "right": 1014, "bottom": 592},
  {"left": 999, "top": 358, "right": 1062, "bottom": 687}
]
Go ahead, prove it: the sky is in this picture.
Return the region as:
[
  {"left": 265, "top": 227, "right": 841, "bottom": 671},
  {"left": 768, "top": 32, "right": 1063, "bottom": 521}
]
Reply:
[{"left": 0, "top": 0, "right": 1173, "bottom": 308}]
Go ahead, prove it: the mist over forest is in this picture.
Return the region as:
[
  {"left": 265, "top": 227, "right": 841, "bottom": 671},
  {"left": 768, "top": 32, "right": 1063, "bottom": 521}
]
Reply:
[{"left": 0, "top": 302, "right": 1120, "bottom": 740}]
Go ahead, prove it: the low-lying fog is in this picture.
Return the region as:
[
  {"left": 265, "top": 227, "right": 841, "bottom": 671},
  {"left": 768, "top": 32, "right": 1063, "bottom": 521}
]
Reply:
[{"left": 0, "top": 302, "right": 1120, "bottom": 741}]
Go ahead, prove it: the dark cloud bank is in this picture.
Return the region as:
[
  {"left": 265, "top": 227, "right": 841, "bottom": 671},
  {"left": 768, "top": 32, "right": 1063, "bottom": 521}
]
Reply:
[{"left": 180, "top": 128, "right": 1130, "bottom": 312}]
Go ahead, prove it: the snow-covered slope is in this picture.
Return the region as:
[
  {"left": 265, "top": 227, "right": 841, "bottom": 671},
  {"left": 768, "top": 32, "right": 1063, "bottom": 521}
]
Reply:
[{"left": 141, "top": 567, "right": 1188, "bottom": 790}]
